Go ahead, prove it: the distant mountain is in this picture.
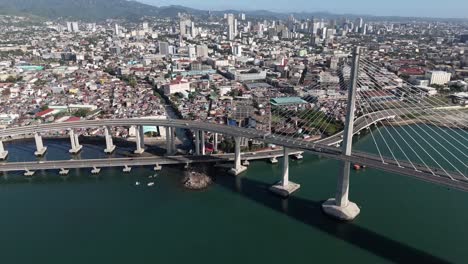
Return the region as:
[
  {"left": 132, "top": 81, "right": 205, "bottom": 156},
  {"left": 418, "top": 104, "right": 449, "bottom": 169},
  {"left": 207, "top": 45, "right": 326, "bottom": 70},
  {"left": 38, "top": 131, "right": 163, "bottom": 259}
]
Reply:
[
  {"left": 0, "top": 0, "right": 465, "bottom": 22},
  {"left": 0, "top": 0, "right": 163, "bottom": 20}
]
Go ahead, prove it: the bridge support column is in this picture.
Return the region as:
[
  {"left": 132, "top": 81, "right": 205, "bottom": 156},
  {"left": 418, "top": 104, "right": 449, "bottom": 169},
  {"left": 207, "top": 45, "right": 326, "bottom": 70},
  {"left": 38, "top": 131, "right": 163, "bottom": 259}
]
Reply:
[
  {"left": 69, "top": 129, "right": 82, "bottom": 154},
  {"left": 269, "top": 148, "right": 300, "bottom": 197},
  {"left": 104, "top": 127, "right": 116, "bottom": 154},
  {"left": 229, "top": 137, "right": 247, "bottom": 176},
  {"left": 195, "top": 130, "right": 200, "bottom": 155},
  {"left": 123, "top": 165, "right": 132, "bottom": 173},
  {"left": 134, "top": 126, "right": 145, "bottom": 154},
  {"left": 165, "top": 127, "right": 172, "bottom": 155},
  {"left": 201, "top": 131, "right": 206, "bottom": 155},
  {"left": 24, "top": 170, "right": 35, "bottom": 177},
  {"left": 213, "top": 133, "right": 218, "bottom": 152},
  {"left": 322, "top": 47, "right": 360, "bottom": 221},
  {"left": 0, "top": 140, "right": 8, "bottom": 160},
  {"left": 171, "top": 127, "right": 176, "bottom": 155},
  {"left": 154, "top": 164, "right": 162, "bottom": 171},
  {"left": 34, "top": 133, "right": 47, "bottom": 157},
  {"left": 91, "top": 167, "right": 101, "bottom": 174}
]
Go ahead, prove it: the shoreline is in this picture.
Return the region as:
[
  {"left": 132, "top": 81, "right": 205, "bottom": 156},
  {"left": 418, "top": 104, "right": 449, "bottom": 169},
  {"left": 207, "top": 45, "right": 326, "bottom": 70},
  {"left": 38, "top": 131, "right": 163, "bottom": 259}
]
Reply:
[{"left": 382, "top": 119, "right": 468, "bottom": 130}]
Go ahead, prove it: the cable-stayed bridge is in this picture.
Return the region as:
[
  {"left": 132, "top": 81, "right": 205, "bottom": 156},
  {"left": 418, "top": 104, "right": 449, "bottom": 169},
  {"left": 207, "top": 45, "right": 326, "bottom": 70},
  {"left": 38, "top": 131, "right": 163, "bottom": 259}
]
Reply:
[{"left": 0, "top": 47, "right": 466, "bottom": 221}]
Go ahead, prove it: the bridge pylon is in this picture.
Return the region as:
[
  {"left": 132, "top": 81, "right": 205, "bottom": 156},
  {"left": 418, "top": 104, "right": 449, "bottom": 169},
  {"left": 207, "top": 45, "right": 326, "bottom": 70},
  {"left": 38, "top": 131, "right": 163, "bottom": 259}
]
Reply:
[{"left": 322, "top": 47, "right": 361, "bottom": 221}]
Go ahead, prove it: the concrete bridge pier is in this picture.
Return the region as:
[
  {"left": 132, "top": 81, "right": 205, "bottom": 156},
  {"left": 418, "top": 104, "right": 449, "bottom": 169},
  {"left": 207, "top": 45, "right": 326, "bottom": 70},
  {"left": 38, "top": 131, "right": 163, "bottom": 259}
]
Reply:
[
  {"left": 171, "top": 127, "right": 176, "bottom": 155},
  {"left": 104, "top": 127, "right": 116, "bottom": 154},
  {"left": 123, "top": 165, "right": 132, "bottom": 173},
  {"left": 213, "top": 133, "right": 218, "bottom": 152},
  {"left": 165, "top": 127, "right": 172, "bottom": 155},
  {"left": 195, "top": 130, "right": 200, "bottom": 155},
  {"left": 24, "top": 170, "right": 35, "bottom": 177},
  {"left": 229, "top": 137, "right": 247, "bottom": 176},
  {"left": 269, "top": 148, "right": 300, "bottom": 197},
  {"left": 322, "top": 46, "right": 360, "bottom": 221},
  {"left": 91, "top": 167, "right": 101, "bottom": 174},
  {"left": 323, "top": 161, "right": 360, "bottom": 221},
  {"left": 0, "top": 140, "right": 8, "bottom": 160},
  {"left": 201, "top": 131, "right": 206, "bottom": 155},
  {"left": 34, "top": 133, "right": 47, "bottom": 157},
  {"left": 134, "top": 126, "right": 145, "bottom": 154},
  {"left": 69, "top": 130, "right": 82, "bottom": 154},
  {"left": 154, "top": 164, "right": 162, "bottom": 171},
  {"left": 293, "top": 152, "right": 304, "bottom": 160}
]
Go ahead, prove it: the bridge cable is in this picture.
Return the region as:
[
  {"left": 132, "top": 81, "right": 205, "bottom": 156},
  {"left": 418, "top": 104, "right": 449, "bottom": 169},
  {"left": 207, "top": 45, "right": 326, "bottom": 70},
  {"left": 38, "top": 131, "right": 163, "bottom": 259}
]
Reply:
[{"left": 357, "top": 79, "right": 463, "bottom": 180}]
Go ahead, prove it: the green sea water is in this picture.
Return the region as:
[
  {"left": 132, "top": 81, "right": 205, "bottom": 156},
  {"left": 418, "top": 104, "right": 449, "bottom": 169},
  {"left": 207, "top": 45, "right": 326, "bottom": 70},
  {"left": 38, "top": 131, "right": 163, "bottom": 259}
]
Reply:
[{"left": 0, "top": 126, "right": 467, "bottom": 264}]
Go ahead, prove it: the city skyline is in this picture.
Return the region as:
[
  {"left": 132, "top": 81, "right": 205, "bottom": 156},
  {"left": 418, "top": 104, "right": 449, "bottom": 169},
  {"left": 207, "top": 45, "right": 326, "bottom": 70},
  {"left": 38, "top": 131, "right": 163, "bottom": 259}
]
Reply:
[{"left": 142, "top": 0, "right": 468, "bottom": 19}]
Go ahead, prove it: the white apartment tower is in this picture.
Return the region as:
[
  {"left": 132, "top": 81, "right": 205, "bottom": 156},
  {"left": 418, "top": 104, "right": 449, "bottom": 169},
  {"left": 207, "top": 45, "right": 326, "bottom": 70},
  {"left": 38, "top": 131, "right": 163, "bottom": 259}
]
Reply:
[{"left": 227, "top": 14, "right": 236, "bottom": 40}]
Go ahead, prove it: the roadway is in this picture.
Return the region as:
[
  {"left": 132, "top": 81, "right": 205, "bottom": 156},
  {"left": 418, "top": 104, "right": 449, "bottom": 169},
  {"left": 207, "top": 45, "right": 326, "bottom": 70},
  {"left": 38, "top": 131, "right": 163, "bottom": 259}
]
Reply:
[
  {"left": 0, "top": 150, "right": 302, "bottom": 172},
  {"left": 0, "top": 116, "right": 467, "bottom": 191}
]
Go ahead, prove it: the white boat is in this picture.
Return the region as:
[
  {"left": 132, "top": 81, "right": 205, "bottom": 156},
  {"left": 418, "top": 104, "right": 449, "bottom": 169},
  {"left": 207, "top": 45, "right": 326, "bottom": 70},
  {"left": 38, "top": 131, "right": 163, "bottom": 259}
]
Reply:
[
  {"left": 135, "top": 182, "right": 140, "bottom": 186},
  {"left": 147, "top": 182, "right": 155, "bottom": 187}
]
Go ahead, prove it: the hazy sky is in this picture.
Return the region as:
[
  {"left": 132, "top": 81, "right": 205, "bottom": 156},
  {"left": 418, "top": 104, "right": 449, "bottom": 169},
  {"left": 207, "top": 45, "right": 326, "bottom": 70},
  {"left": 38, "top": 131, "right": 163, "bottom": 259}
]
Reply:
[{"left": 141, "top": 0, "right": 467, "bottom": 19}]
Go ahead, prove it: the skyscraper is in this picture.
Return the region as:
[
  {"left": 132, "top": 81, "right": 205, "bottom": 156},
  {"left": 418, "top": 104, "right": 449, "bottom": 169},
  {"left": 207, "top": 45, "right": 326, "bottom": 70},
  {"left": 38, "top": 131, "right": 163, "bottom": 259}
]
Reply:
[
  {"left": 71, "top": 22, "right": 79, "bottom": 32},
  {"left": 196, "top": 45, "right": 209, "bottom": 58},
  {"left": 66, "top": 22, "right": 72, "bottom": 32},
  {"left": 188, "top": 45, "right": 197, "bottom": 59},
  {"left": 159, "top": 42, "right": 170, "bottom": 55},
  {"left": 180, "top": 18, "right": 191, "bottom": 36},
  {"left": 227, "top": 14, "right": 236, "bottom": 40},
  {"left": 232, "top": 44, "right": 243, "bottom": 57},
  {"left": 114, "top": 24, "right": 120, "bottom": 36}
]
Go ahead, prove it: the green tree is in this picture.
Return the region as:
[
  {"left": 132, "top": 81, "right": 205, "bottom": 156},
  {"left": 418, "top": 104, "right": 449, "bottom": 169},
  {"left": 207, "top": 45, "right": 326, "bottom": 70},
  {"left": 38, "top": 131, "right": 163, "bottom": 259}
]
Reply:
[
  {"left": 129, "top": 78, "right": 137, "bottom": 88},
  {"left": 74, "top": 109, "right": 90, "bottom": 117}
]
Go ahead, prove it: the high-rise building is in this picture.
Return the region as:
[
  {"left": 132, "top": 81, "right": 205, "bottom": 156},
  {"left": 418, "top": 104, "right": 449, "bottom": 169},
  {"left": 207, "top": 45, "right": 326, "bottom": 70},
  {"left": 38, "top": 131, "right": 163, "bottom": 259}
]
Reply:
[
  {"left": 114, "top": 24, "right": 120, "bottom": 36},
  {"left": 241, "top": 13, "right": 246, "bottom": 20},
  {"left": 227, "top": 14, "right": 236, "bottom": 40},
  {"left": 196, "top": 45, "right": 209, "bottom": 58},
  {"left": 356, "top": 17, "right": 364, "bottom": 28},
  {"left": 232, "top": 44, "right": 242, "bottom": 57},
  {"left": 71, "top": 22, "right": 79, "bottom": 32},
  {"left": 66, "top": 22, "right": 72, "bottom": 32},
  {"left": 188, "top": 45, "right": 197, "bottom": 59},
  {"left": 426, "top": 71, "right": 452, "bottom": 85},
  {"left": 190, "top": 22, "right": 197, "bottom": 37},
  {"left": 180, "top": 18, "right": 191, "bottom": 36},
  {"left": 234, "top": 18, "right": 238, "bottom": 37},
  {"left": 159, "top": 42, "right": 170, "bottom": 55},
  {"left": 142, "top": 22, "right": 149, "bottom": 31}
]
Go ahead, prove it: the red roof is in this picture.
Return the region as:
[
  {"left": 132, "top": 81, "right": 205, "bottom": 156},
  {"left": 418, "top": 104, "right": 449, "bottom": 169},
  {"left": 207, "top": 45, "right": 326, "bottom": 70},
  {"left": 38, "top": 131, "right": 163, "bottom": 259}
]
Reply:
[
  {"left": 36, "top": 109, "right": 54, "bottom": 117},
  {"left": 399, "top": 67, "right": 425, "bottom": 75},
  {"left": 65, "top": 117, "right": 81, "bottom": 122}
]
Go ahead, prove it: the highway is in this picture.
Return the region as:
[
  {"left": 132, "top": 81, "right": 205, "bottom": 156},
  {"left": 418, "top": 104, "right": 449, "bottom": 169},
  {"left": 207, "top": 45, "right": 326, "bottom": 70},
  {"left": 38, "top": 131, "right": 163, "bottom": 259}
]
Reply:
[
  {"left": 0, "top": 116, "right": 467, "bottom": 191},
  {"left": 0, "top": 150, "right": 302, "bottom": 172}
]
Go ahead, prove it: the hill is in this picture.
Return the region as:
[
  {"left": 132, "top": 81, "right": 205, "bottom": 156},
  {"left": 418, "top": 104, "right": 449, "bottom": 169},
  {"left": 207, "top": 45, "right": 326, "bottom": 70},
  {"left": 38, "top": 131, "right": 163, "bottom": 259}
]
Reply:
[{"left": 0, "top": 0, "right": 162, "bottom": 20}]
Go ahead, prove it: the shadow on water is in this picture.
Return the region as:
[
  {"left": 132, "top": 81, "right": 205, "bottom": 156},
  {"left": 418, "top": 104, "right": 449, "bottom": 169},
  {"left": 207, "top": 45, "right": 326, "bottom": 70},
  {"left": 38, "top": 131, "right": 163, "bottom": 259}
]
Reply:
[{"left": 214, "top": 173, "right": 450, "bottom": 264}]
